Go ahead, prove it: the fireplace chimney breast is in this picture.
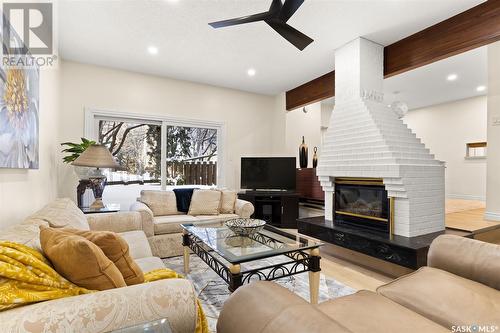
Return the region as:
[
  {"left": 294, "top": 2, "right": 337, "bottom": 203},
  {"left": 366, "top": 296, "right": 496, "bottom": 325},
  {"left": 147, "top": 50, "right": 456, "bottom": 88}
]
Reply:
[{"left": 316, "top": 38, "right": 445, "bottom": 237}]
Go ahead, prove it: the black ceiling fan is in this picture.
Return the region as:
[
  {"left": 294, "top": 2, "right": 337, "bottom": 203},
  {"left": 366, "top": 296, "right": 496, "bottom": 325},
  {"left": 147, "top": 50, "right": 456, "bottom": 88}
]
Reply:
[{"left": 208, "top": 0, "right": 313, "bottom": 51}]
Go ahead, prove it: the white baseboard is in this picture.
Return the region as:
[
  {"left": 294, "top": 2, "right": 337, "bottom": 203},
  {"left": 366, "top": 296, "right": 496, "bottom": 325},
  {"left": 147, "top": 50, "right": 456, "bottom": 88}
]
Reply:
[
  {"left": 446, "top": 194, "right": 486, "bottom": 201},
  {"left": 484, "top": 211, "right": 500, "bottom": 221}
]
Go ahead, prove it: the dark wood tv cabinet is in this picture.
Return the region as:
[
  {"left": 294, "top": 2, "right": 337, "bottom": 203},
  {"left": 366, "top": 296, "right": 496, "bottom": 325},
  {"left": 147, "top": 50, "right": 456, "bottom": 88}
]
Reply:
[{"left": 237, "top": 191, "right": 299, "bottom": 228}]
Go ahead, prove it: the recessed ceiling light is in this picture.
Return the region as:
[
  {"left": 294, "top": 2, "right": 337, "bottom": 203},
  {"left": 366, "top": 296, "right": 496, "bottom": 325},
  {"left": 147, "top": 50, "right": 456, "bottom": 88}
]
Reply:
[
  {"left": 447, "top": 73, "right": 458, "bottom": 81},
  {"left": 147, "top": 46, "right": 158, "bottom": 55},
  {"left": 476, "top": 85, "right": 487, "bottom": 92},
  {"left": 247, "top": 68, "right": 256, "bottom": 77}
]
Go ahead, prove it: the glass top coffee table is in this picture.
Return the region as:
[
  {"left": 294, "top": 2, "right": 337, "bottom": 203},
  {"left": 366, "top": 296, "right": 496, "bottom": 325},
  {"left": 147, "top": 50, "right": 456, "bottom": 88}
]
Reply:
[{"left": 181, "top": 220, "right": 323, "bottom": 304}]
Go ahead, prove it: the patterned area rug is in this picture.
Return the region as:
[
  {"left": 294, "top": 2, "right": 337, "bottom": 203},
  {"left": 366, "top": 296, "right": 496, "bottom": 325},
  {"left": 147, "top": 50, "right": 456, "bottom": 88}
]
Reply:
[{"left": 163, "top": 255, "right": 356, "bottom": 332}]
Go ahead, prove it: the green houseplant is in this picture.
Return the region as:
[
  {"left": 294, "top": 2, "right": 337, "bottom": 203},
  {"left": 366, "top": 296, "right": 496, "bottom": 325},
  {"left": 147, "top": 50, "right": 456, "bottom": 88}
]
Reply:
[
  {"left": 61, "top": 138, "right": 97, "bottom": 180},
  {"left": 61, "top": 138, "right": 96, "bottom": 163}
]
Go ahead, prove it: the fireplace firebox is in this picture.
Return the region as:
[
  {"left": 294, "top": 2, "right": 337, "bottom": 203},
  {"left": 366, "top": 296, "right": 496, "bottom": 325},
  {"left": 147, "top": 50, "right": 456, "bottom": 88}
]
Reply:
[{"left": 334, "top": 178, "right": 392, "bottom": 233}]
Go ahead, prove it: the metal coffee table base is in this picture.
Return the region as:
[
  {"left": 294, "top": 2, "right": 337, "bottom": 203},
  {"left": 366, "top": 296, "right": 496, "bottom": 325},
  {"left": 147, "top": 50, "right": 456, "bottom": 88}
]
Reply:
[{"left": 182, "top": 231, "right": 321, "bottom": 304}]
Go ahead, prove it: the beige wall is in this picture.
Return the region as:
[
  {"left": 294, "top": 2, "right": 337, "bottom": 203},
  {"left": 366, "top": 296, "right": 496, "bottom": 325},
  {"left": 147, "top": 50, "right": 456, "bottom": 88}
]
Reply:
[
  {"left": 404, "top": 96, "right": 487, "bottom": 200},
  {"left": 270, "top": 93, "right": 287, "bottom": 154},
  {"left": 58, "top": 61, "right": 277, "bottom": 202},
  {"left": 0, "top": 69, "right": 60, "bottom": 228},
  {"left": 284, "top": 102, "right": 322, "bottom": 167},
  {"left": 272, "top": 98, "right": 326, "bottom": 167},
  {"left": 486, "top": 41, "right": 500, "bottom": 220}
]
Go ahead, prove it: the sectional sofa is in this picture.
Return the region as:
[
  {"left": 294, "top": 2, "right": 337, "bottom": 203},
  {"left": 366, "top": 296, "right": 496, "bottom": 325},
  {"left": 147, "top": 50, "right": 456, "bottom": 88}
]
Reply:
[{"left": 217, "top": 234, "right": 500, "bottom": 333}]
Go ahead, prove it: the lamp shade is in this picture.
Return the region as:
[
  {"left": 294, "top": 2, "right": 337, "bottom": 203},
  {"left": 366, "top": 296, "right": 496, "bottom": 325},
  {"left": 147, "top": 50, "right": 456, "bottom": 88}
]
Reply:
[{"left": 72, "top": 144, "right": 123, "bottom": 169}]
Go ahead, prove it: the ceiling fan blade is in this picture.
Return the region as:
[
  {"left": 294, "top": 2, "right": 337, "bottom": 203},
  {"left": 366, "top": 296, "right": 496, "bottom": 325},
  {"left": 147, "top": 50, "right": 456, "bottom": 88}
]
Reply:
[
  {"left": 265, "top": 19, "right": 313, "bottom": 50},
  {"left": 269, "top": 0, "right": 283, "bottom": 15},
  {"left": 279, "top": 0, "right": 304, "bottom": 22},
  {"left": 209, "top": 11, "right": 272, "bottom": 28}
]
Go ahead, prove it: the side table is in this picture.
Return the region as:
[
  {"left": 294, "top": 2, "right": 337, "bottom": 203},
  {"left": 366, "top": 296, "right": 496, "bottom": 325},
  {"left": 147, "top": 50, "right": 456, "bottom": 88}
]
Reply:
[{"left": 80, "top": 204, "right": 120, "bottom": 214}]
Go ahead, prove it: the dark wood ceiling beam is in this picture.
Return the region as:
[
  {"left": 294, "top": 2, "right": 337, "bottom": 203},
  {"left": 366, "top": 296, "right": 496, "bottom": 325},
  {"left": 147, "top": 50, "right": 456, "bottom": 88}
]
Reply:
[
  {"left": 384, "top": 0, "right": 500, "bottom": 77},
  {"left": 285, "top": 71, "right": 335, "bottom": 111},
  {"left": 285, "top": 0, "right": 500, "bottom": 110}
]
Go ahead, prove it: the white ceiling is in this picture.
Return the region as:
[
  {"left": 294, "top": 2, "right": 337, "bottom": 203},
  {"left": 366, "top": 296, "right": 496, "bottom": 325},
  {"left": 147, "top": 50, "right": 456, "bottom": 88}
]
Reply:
[
  {"left": 58, "top": 0, "right": 484, "bottom": 96},
  {"left": 385, "top": 46, "right": 488, "bottom": 110},
  {"left": 321, "top": 45, "right": 488, "bottom": 110}
]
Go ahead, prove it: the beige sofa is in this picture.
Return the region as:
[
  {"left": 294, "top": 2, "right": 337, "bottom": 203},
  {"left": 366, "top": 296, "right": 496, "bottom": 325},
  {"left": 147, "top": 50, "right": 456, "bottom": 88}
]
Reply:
[
  {"left": 131, "top": 190, "right": 254, "bottom": 258},
  {"left": 0, "top": 198, "right": 198, "bottom": 333},
  {"left": 217, "top": 235, "right": 500, "bottom": 333}
]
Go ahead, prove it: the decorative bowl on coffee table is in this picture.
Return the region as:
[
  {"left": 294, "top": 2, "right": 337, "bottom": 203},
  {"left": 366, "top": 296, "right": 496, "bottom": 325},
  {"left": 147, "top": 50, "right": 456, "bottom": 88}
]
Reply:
[{"left": 225, "top": 218, "right": 266, "bottom": 236}]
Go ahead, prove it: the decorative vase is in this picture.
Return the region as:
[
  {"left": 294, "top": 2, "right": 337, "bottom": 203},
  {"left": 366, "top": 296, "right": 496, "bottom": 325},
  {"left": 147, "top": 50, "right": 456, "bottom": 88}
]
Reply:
[
  {"left": 89, "top": 176, "right": 107, "bottom": 209},
  {"left": 313, "top": 146, "right": 318, "bottom": 168},
  {"left": 299, "top": 136, "right": 308, "bottom": 168}
]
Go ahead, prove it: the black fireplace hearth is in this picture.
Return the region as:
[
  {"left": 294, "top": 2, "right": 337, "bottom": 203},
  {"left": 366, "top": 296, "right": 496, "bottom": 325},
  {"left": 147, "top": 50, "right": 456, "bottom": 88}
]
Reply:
[{"left": 297, "top": 216, "right": 467, "bottom": 269}]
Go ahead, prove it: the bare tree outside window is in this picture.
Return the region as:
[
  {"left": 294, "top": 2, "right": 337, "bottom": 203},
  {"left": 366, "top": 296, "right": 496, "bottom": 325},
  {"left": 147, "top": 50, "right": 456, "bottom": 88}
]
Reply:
[
  {"left": 98, "top": 120, "right": 161, "bottom": 184},
  {"left": 96, "top": 120, "right": 217, "bottom": 186}
]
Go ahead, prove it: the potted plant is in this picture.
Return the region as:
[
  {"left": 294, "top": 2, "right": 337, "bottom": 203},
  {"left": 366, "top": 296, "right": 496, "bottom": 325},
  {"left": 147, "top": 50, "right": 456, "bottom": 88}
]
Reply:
[{"left": 61, "top": 138, "right": 96, "bottom": 179}]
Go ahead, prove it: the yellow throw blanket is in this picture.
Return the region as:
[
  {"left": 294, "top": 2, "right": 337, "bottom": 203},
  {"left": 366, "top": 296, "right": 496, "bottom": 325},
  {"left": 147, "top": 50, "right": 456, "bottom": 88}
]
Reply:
[{"left": 0, "top": 241, "right": 209, "bottom": 333}]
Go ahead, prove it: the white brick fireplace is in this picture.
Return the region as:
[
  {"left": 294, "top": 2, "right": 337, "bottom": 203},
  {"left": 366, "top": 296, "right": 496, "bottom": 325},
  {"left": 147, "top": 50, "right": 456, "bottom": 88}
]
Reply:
[{"left": 317, "top": 38, "right": 445, "bottom": 238}]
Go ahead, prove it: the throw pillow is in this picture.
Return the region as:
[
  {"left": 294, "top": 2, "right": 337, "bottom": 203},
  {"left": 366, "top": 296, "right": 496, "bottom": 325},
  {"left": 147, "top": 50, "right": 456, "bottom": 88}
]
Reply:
[
  {"left": 62, "top": 228, "right": 144, "bottom": 286},
  {"left": 188, "top": 189, "right": 222, "bottom": 216},
  {"left": 219, "top": 190, "right": 237, "bottom": 214},
  {"left": 173, "top": 188, "right": 198, "bottom": 213},
  {"left": 139, "top": 190, "right": 179, "bottom": 216},
  {"left": 40, "top": 227, "right": 126, "bottom": 290}
]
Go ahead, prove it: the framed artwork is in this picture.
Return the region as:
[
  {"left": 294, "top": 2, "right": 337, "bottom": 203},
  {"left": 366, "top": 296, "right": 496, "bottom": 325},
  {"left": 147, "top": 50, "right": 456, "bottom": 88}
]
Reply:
[{"left": 0, "top": 12, "right": 40, "bottom": 169}]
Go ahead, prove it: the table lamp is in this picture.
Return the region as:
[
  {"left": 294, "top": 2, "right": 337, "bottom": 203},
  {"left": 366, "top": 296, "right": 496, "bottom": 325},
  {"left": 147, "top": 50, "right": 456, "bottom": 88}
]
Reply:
[{"left": 72, "top": 144, "right": 123, "bottom": 209}]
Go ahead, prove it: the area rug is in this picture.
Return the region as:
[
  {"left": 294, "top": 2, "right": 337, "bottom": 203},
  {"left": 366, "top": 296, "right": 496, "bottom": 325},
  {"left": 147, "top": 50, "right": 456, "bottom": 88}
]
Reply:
[{"left": 163, "top": 255, "right": 356, "bottom": 332}]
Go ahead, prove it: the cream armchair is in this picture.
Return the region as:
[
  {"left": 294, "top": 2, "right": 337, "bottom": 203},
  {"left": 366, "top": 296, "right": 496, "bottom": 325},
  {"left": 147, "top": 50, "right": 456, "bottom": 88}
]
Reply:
[
  {"left": 0, "top": 198, "right": 199, "bottom": 333},
  {"left": 131, "top": 194, "right": 254, "bottom": 258}
]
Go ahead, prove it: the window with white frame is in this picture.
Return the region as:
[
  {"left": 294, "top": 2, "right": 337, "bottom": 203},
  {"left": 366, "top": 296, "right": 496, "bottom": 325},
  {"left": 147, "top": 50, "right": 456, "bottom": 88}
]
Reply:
[
  {"left": 166, "top": 125, "right": 218, "bottom": 186},
  {"left": 98, "top": 119, "right": 162, "bottom": 185},
  {"left": 86, "top": 110, "right": 223, "bottom": 191}
]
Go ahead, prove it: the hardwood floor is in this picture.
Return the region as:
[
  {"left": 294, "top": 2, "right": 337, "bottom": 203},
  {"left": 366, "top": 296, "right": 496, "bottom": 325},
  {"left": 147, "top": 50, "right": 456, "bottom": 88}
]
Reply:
[
  {"left": 319, "top": 252, "right": 391, "bottom": 291},
  {"left": 446, "top": 208, "right": 500, "bottom": 232},
  {"left": 445, "top": 199, "right": 500, "bottom": 244},
  {"left": 445, "top": 199, "right": 485, "bottom": 214}
]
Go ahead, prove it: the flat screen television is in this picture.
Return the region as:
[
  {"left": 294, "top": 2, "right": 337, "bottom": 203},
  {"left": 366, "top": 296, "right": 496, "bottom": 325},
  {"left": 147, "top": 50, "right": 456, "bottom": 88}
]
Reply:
[{"left": 241, "top": 157, "right": 296, "bottom": 191}]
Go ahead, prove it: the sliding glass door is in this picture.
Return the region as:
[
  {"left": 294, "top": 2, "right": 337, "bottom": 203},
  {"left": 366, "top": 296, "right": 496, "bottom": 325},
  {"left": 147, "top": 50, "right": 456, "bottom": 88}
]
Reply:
[
  {"left": 89, "top": 112, "right": 222, "bottom": 192},
  {"left": 166, "top": 125, "right": 218, "bottom": 186},
  {"left": 97, "top": 119, "right": 162, "bottom": 186}
]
